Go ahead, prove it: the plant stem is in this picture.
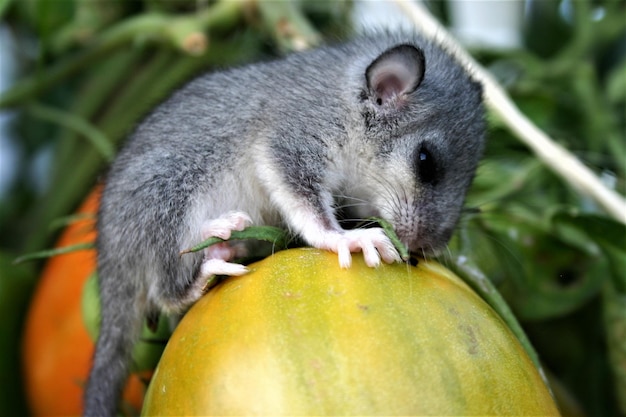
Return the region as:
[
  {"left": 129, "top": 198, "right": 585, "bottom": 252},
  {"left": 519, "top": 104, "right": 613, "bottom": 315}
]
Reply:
[
  {"left": 0, "top": 0, "right": 244, "bottom": 109},
  {"left": 257, "top": 0, "right": 321, "bottom": 51}
]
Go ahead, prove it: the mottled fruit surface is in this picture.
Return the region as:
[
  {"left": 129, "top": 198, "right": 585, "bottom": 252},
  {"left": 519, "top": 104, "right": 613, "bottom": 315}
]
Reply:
[{"left": 143, "top": 247, "right": 560, "bottom": 416}]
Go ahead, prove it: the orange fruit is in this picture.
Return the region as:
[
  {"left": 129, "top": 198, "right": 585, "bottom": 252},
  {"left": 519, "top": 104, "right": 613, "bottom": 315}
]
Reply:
[{"left": 22, "top": 187, "right": 148, "bottom": 416}]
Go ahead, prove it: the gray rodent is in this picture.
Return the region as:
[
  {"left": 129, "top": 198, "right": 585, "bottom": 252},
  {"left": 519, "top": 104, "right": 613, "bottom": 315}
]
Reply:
[{"left": 84, "top": 32, "right": 485, "bottom": 416}]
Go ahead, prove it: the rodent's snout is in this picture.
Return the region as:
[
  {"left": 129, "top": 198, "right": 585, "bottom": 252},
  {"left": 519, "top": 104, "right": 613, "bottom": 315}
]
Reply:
[{"left": 397, "top": 223, "right": 454, "bottom": 258}]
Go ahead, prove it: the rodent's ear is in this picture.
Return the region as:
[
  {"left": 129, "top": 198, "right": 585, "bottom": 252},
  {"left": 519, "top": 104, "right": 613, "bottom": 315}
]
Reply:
[{"left": 366, "top": 44, "right": 425, "bottom": 107}]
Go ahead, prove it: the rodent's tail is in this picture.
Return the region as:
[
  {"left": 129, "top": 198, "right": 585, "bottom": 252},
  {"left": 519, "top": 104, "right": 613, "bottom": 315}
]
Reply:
[{"left": 83, "top": 266, "right": 144, "bottom": 417}]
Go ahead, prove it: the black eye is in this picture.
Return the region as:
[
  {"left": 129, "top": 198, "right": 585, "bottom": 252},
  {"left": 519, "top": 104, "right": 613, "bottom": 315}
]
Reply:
[{"left": 415, "top": 145, "right": 438, "bottom": 185}]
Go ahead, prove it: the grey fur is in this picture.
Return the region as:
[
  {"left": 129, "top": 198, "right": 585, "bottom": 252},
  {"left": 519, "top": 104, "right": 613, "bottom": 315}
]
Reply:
[{"left": 84, "top": 32, "right": 485, "bottom": 416}]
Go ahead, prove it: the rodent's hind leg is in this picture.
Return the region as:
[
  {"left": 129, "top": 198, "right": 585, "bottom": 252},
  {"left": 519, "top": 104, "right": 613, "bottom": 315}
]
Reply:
[
  {"left": 200, "top": 211, "right": 252, "bottom": 241},
  {"left": 183, "top": 211, "right": 252, "bottom": 303},
  {"left": 200, "top": 242, "right": 249, "bottom": 277}
]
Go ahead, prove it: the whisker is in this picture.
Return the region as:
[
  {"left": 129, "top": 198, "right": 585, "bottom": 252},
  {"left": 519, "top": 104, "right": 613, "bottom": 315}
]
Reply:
[
  {"left": 337, "top": 216, "right": 375, "bottom": 225},
  {"left": 437, "top": 244, "right": 454, "bottom": 269},
  {"left": 370, "top": 174, "right": 403, "bottom": 214},
  {"left": 333, "top": 201, "right": 370, "bottom": 210},
  {"left": 331, "top": 193, "right": 370, "bottom": 205}
]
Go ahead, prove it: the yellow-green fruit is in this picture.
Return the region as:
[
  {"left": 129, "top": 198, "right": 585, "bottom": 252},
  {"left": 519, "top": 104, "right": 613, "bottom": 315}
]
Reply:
[{"left": 142, "top": 248, "right": 560, "bottom": 416}]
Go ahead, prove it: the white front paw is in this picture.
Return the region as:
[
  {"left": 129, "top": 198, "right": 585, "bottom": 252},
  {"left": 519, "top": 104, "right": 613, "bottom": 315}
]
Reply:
[{"left": 319, "top": 228, "right": 401, "bottom": 268}]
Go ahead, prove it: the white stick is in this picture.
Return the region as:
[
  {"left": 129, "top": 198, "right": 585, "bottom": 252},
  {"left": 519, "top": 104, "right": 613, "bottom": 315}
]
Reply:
[{"left": 393, "top": 0, "right": 626, "bottom": 224}]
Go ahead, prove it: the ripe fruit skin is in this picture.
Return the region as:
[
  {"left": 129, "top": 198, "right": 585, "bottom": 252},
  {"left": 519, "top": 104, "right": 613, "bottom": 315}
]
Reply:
[
  {"left": 143, "top": 248, "right": 560, "bottom": 416},
  {"left": 22, "top": 188, "right": 146, "bottom": 416}
]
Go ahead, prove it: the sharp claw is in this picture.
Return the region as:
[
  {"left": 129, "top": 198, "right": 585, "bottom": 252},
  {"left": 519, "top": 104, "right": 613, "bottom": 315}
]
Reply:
[
  {"left": 338, "top": 243, "right": 352, "bottom": 268},
  {"left": 361, "top": 242, "right": 381, "bottom": 267},
  {"left": 379, "top": 243, "right": 401, "bottom": 264},
  {"left": 318, "top": 228, "right": 401, "bottom": 269}
]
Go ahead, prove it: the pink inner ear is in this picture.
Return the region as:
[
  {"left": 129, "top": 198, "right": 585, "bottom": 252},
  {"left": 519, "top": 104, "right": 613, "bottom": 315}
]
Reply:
[
  {"left": 366, "top": 44, "right": 425, "bottom": 107},
  {"left": 371, "top": 61, "right": 418, "bottom": 105},
  {"left": 375, "top": 72, "right": 404, "bottom": 102}
]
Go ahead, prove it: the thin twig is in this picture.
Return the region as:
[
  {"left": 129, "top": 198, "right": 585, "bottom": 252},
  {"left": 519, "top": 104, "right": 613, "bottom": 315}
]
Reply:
[
  {"left": 256, "top": 0, "right": 322, "bottom": 51},
  {"left": 392, "top": 0, "right": 626, "bottom": 224}
]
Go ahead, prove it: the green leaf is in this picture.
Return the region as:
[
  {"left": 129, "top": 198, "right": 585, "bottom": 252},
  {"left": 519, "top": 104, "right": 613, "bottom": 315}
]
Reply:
[
  {"left": 28, "top": 103, "right": 115, "bottom": 162},
  {"left": 0, "top": 252, "right": 37, "bottom": 416},
  {"left": 48, "top": 212, "right": 95, "bottom": 232},
  {"left": 13, "top": 242, "right": 94, "bottom": 264},
  {"left": 180, "top": 225, "right": 291, "bottom": 255},
  {"left": 604, "top": 280, "right": 626, "bottom": 414},
  {"left": 606, "top": 59, "right": 626, "bottom": 104},
  {"left": 452, "top": 211, "right": 608, "bottom": 321},
  {"left": 81, "top": 272, "right": 172, "bottom": 372},
  {"left": 0, "top": 0, "right": 13, "bottom": 19},
  {"left": 81, "top": 273, "right": 100, "bottom": 343},
  {"left": 368, "top": 217, "right": 409, "bottom": 261},
  {"left": 551, "top": 211, "right": 626, "bottom": 293}
]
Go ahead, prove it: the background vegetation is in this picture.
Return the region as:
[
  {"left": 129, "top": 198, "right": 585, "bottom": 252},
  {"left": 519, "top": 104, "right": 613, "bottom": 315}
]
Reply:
[{"left": 0, "top": 0, "right": 624, "bottom": 416}]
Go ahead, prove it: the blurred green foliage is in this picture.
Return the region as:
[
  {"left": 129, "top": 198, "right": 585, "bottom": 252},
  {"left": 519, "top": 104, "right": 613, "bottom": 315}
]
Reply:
[
  {"left": 446, "top": 0, "right": 626, "bottom": 415},
  {"left": 0, "top": 0, "right": 624, "bottom": 416}
]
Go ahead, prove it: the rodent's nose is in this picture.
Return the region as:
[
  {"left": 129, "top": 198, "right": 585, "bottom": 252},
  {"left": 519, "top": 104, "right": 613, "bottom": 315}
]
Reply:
[{"left": 402, "top": 226, "right": 454, "bottom": 258}]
